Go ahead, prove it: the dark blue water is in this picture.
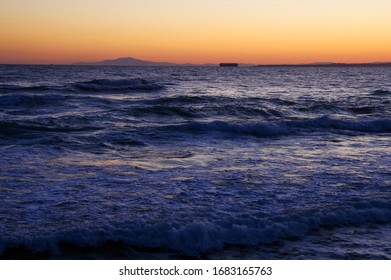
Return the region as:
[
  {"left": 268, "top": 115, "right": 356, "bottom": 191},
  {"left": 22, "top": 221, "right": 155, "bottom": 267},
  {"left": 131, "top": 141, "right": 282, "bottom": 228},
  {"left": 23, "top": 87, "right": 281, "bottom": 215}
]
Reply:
[{"left": 1, "top": 65, "right": 391, "bottom": 259}]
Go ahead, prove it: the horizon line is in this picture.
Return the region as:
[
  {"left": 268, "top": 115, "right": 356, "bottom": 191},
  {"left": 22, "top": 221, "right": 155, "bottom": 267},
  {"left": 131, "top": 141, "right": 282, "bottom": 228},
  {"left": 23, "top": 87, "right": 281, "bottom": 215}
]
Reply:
[{"left": 1, "top": 61, "right": 391, "bottom": 67}]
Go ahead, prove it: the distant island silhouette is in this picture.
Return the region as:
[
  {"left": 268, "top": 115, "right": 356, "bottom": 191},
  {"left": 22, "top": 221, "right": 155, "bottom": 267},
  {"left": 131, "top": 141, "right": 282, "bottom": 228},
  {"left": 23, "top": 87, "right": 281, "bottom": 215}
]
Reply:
[
  {"left": 254, "top": 62, "right": 391, "bottom": 67},
  {"left": 73, "top": 57, "right": 391, "bottom": 67},
  {"left": 75, "top": 57, "right": 177, "bottom": 66},
  {"left": 74, "top": 57, "right": 215, "bottom": 67}
]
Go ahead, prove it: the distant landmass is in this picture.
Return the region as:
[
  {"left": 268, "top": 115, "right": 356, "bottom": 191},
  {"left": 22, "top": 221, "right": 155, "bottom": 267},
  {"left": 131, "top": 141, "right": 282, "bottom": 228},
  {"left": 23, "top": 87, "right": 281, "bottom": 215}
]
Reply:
[
  {"left": 74, "top": 57, "right": 215, "bottom": 66},
  {"left": 255, "top": 62, "right": 391, "bottom": 67}
]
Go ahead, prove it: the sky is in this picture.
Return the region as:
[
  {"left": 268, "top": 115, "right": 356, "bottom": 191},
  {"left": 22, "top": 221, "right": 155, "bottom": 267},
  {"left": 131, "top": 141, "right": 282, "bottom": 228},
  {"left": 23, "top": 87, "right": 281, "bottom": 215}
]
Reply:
[{"left": 1, "top": 0, "right": 391, "bottom": 64}]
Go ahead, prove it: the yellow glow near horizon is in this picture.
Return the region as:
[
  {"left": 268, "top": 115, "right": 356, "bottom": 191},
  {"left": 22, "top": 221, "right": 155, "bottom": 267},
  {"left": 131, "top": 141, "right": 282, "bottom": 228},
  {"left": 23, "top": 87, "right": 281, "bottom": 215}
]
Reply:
[{"left": 1, "top": 0, "right": 391, "bottom": 64}]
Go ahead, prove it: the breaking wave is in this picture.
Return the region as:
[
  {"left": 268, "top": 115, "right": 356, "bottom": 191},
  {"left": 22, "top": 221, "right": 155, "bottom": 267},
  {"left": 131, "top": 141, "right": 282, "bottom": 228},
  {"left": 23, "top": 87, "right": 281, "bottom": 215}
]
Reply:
[{"left": 1, "top": 200, "right": 391, "bottom": 259}]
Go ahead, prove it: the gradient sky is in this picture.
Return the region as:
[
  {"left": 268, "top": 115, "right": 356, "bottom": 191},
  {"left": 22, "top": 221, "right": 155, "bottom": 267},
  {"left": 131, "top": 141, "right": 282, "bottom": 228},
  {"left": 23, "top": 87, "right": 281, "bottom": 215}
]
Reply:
[{"left": 1, "top": 0, "right": 391, "bottom": 64}]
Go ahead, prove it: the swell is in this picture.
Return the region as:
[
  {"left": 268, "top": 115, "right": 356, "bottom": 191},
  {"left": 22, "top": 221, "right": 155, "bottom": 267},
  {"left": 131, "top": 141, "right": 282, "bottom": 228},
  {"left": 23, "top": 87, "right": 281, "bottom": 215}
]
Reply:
[
  {"left": 0, "top": 93, "right": 67, "bottom": 107},
  {"left": 0, "top": 84, "right": 56, "bottom": 93},
  {"left": 1, "top": 200, "right": 391, "bottom": 259},
  {"left": 0, "top": 120, "right": 147, "bottom": 148},
  {"left": 0, "top": 120, "right": 99, "bottom": 137},
  {"left": 129, "top": 105, "right": 281, "bottom": 119},
  {"left": 128, "top": 92, "right": 389, "bottom": 119},
  {"left": 291, "top": 115, "right": 391, "bottom": 132},
  {"left": 128, "top": 95, "right": 287, "bottom": 119},
  {"left": 158, "top": 116, "right": 391, "bottom": 138},
  {"left": 72, "top": 78, "right": 163, "bottom": 91},
  {"left": 0, "top": 78, "right": 163, "bottom": 94},
  {"left": 371, "top": 89, "right": 391, "bottom": 96},
  {"left": 2, "top": 115, "right": 389, "bottom": 143}
]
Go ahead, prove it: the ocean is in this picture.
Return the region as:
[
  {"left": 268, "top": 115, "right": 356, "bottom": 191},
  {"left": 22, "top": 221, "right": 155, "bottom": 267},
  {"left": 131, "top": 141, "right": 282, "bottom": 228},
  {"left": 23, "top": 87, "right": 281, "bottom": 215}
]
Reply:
[{"left": 0, "top": 65, "right": 390, "bottom": 259}]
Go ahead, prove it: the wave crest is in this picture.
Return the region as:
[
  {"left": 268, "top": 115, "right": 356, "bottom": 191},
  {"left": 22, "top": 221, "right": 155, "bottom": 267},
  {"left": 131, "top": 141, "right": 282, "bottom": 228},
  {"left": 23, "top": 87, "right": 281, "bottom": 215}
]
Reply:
[
  {"left": 292, "top": 116, "right": 391, "bottom": 133},
  {"left": 0, "top": 94, "right": 66, "bottom": 107},
  {"left": 371, "top": 89, "right": 391, "bottom": 96},
  {"left": 73, "top": 78, "right": 163, "bottom": 91},
  {"left": 1, "top": 200, "right": 391, "bottom": 258},
  {"left": 160, "top": 116, "right": 391, "bottom": 138},
  {"left": 0, "top": 78, "right": 163, "bottom": 94}
]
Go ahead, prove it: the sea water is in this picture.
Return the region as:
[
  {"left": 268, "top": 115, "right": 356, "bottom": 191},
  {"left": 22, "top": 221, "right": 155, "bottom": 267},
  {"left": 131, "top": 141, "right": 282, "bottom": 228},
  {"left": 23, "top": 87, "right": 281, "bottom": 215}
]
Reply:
[{"left": 0, "top": 65, "right": 390, "bottom": 259}]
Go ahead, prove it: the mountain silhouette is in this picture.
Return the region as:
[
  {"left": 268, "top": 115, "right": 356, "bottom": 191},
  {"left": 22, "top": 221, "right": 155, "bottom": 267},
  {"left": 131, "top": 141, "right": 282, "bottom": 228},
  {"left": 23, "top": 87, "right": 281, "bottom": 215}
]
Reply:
[{"left": 75, "top": 57, "right": 179, "bottom": 66}]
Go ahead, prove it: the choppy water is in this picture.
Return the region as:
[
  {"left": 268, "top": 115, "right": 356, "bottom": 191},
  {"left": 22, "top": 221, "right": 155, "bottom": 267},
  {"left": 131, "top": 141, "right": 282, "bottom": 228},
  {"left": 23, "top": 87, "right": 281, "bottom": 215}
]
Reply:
[{"left": 0, "top": 65, "right": 390, "bottom": 259}]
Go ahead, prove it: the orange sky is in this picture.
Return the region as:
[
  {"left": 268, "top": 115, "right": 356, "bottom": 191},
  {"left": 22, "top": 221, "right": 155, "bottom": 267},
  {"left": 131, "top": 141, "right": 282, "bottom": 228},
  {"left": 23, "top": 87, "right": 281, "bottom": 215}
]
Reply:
[{"left": 1, "top": 0, "right": 390, "bottom": 64}]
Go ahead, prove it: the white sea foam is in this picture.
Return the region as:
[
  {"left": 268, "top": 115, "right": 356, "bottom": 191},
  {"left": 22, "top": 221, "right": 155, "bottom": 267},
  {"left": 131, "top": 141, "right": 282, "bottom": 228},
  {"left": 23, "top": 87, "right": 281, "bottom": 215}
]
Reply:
[{"left": 1, "top": 200, "right": 391, "bottom": 257}]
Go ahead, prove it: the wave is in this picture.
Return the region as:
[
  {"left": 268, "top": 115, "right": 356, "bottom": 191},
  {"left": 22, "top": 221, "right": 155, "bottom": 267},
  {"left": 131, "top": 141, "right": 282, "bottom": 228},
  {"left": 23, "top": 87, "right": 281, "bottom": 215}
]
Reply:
[
  {"left": 72, "top": 78, "right": 163, "bottom": 91},
  {"left": 0, "top": 84, "right": 66, "bottom": 95},
  {"left": 1, "top": 200, "right": 391, "bottom": 259},
  {"left": 159, "top": 116, "right": 391, "bottom": 138},
  {"left": 0, "top": 93, "right": 67, "bottom": 107},
  {"left": 0, "top": 84, "right": 23, "bottom": 91},
  {"left": 139, "top": 94, "right": 388, "bottom": 119},
  {"left": 2, "top": 116, "right": 389, "bottom": 143},
  {"left": 145, "top": 95, "right": 237, "bottom": 105},
  {"left": 132, "top": 105, "right": 200, "bottom": 118},
  {"left": 132, "top": 105, "right": 280, "bottom": 119},
  {"left": 371, "top": 89, "right": 391, "bottom": 96},
  {"left": 0, "top": 121, "right": 146, "bottom": 148},
  {"left": 291, "top": 116, "right": 391, "bottom": 133},
  {"left": 0, "top": 78, "right": 163, "bottom": 94},
  {"left": 0, "top": 121, "right": 99, "bottom": 137},
  {"left": 168, "top": 120, "right": 287, "bottom": 137},
  {"left": 99, "top": 131, "right": 147, "bottom": 147},
  {"left": 138, "top": 96, "right": 284, "bottom": 118}
]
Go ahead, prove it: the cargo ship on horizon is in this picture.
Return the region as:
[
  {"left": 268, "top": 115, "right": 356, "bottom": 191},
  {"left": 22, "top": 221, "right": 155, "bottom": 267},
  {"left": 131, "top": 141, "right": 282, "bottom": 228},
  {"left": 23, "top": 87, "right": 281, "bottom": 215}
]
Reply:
[{"left": 219, "top": 63, "right": 239, "bottom": 67}]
